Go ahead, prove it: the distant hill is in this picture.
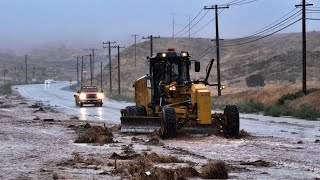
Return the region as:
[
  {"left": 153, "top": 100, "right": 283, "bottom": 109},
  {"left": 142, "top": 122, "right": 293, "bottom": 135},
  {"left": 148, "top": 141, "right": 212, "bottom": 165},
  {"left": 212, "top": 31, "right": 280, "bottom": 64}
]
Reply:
[
  {"left": 1, "top": 32, "right": 320, "bottom": 94},
  {"left": 103, "top": 32, "right": 320, "bottom": 95}
]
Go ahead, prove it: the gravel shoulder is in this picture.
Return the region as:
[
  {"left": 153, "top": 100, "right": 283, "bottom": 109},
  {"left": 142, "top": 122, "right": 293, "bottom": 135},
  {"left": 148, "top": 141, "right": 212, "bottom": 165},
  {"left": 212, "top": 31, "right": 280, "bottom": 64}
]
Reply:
[{"left": 0, "top": 94, "right": 319, "bottom": 179}]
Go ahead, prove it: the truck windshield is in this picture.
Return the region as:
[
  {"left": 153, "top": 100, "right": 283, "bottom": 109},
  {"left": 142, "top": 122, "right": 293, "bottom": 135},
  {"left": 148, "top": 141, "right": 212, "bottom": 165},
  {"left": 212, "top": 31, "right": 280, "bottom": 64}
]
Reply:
[{"left": 81, "top": 88, "right": 98, "bottom": 92}]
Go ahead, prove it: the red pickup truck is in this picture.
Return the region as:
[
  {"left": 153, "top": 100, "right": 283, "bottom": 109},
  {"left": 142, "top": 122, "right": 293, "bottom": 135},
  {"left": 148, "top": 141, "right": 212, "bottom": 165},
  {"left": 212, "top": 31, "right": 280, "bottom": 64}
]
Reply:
[{"left": 74, "top": 86, "right": 104, "bottom": 107}]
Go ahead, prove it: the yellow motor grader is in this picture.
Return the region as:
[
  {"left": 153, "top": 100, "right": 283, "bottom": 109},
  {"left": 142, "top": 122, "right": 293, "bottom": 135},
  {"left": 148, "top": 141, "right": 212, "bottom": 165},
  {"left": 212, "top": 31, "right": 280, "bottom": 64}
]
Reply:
[{"left": 120, "top": 49, "right": 239, "bottom": 139}]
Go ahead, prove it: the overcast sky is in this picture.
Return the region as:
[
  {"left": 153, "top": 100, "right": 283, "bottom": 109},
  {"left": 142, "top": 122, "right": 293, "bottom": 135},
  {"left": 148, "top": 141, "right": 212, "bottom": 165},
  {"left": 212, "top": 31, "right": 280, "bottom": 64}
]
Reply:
[{"left": 0, "top": 0, "right": 319, "bottom": 50}]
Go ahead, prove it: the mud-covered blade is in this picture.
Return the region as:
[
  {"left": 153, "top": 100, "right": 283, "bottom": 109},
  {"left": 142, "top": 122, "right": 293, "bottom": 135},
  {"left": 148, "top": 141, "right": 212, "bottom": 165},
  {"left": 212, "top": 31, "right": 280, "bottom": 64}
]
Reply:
[{"left": 120, "top": 116, "right": 161, "bottom": 133}]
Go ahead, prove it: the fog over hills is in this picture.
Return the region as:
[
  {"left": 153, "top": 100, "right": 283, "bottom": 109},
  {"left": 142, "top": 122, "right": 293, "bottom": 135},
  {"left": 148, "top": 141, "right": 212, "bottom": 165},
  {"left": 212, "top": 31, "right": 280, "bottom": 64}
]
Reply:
[{"left": 1, "top": 32, "right": 320, "bottom": 94}]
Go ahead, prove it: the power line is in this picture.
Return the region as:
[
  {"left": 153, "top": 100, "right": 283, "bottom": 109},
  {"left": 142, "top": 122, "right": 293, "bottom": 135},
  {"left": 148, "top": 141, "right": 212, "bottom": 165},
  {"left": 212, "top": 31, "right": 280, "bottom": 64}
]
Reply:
[
  {"left": 195, "top": 44, "right": 216, "bottom": 61},
  {"left": 226, "top": 9, "right": 301, "bottom": 44},
  {"left": 307, "top": 18, "right": 320, "bottom": 20},
  {"left": 224, "top": 18, "right": 302, "bottom": 47},
  {"left": 176, "top": 10, "right": 210, "bottom": 37},
  {"left": 191, "top": 9, "right": 226, "bottom": 37},
  {"left": 174, "top": 9, "right": 204, "bottom": 37},
  {"left": 221, "top": 0, "right": 259, "bottom": 6}
]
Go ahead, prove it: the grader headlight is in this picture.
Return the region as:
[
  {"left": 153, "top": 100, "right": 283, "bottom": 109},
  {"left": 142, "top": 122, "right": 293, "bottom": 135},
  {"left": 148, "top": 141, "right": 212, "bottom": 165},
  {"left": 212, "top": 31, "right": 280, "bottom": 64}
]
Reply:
[
  {"left": 181, "top": 51, "right": 189, "bottom": 57},
  {"left": 169, "top": 86, "right": 177, "bottom": 91},
  {"left": 220, "top": 85, "right": 226, "bottom": 90},
  {"left": 162, "top": 53, "right": 167, "bottom": 57}
]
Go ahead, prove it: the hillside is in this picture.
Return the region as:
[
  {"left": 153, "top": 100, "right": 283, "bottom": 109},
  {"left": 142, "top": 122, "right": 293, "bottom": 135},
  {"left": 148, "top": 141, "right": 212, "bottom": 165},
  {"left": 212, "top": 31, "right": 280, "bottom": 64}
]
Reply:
[
  {"left": 1, "top": 31, "right": 320, "bottom": 94},
  {"left": 102, "top": 32, "right": 320, "bottom": 95}
]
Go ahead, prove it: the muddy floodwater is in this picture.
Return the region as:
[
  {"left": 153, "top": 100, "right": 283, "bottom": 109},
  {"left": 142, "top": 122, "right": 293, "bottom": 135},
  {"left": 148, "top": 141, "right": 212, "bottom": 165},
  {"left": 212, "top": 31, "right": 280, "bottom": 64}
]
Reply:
[{"left": 5, "top": 82, "right": 319, "bottom": 179}]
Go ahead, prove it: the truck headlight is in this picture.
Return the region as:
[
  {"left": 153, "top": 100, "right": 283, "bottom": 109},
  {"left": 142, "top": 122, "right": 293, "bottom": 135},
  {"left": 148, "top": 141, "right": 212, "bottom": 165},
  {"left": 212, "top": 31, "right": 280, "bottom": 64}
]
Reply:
[
  {"left": 79, "top": 93, "right": 86, "bottom": 100},
  {"left": 169, "top": 86, "right": 176, "bottom": 91},
  {"left": 97, "top": 93, "right": 104, "bottom": 99}
]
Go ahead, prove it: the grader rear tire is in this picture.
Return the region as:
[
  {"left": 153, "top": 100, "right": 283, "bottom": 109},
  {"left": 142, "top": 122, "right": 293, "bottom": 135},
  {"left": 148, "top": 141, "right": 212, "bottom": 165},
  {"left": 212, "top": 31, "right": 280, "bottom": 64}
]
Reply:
[
  {"left": 224, "top": 105, "right": 240, "bottom": 138},
  {"left": 160, "top": 106, "right": 176, "bottom": 139}
]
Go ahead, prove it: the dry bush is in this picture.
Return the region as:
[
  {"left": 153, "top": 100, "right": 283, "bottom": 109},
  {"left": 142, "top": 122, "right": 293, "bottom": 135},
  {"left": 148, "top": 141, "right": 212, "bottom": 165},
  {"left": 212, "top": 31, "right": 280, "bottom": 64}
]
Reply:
[
  {"left": 214, "top": 85, "right": 299, "bottom": 106},
  {"left": 289, "top": 90, "right": 320, "bottom": 111},
  {"left": 200, "top": 161, "right": 228, "bottom": 179},
  {"left": 74, "top": 126, "right": 113, "bottom": 145}
]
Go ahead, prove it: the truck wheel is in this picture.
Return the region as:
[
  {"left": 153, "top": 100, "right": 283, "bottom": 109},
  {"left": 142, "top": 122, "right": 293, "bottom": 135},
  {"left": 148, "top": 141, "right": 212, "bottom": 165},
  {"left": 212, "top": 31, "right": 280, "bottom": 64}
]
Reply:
[
  {"left": 80, "top": 103, "right": 83, "bottom": 107},
  {"left": 135, "top": 105, "right": 147, "bottom": 116},
  {"left": 125, "top": 106, "right": 136, "bottom": 116},
  {"left": 75, "top": 101, "right": 78, "bottom": 107},
  {"left": 160, "top": 106, "right": 176, "bottom": 139},
  {"left": 223, "top": 105, "right": 240, "bottom": 138}
]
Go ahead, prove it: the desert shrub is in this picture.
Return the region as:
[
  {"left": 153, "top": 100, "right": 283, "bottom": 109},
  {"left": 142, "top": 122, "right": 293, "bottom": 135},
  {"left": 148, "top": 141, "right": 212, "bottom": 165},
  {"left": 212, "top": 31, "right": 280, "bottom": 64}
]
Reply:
[
  {"left": 293, "top": 103, "right": 320, "bottom": 120},
  {"left": 245, "top": 74, "right": 265, "bottom": 87},
  {"left": 278, "top": 88, "right": 318, "bottom": 105},
  {"left": 238, "top": 102, "right": 264, "bottom": 113},
  {"left": 263, "top": 105, "right": 284, "bottom": 117},
  {"left": 0, "top": 84, "right": 12, "bottom": 95}
]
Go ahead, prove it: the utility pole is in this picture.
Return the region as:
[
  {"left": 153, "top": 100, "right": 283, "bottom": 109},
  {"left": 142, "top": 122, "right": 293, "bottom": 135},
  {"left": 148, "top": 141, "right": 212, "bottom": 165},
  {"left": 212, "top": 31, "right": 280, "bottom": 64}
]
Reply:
[
  {"left": 81, "top": 56, "right": 84, "bottom": 87},
  {"left": 131, "top": 34, "right": 139, "bottom": 67},
  {"left": 296, "top": 0, "right": 313, "bottom": 94},
  {"left": 25, "top": 55, "right": 28, "bottom": 84},
  {"left": 100, "top": 62, "right": 103, "bottom": 92},
  {"left": 171, "top": 13, "right": 175, "bottom": 38},
  {"left": 85, "top": 54, "right": 93, "bottom": 86},
  {"left": 88, "top": 48, "right": 97, "bottom": 77},
  {"left": 204, "top": 4, "right": 229, "bottom": 96},
  {"left": 112, "top": 45, "right": 125, "bottom": 95},
  {"left": 103, "top": 41, "right": 116, "bottom": 94},
  {"left": 142, "top": 35, "right": 160, "bottom": 57},
  {"left": 32, "top": 66, "right": 35, "bottom": 79},
  {"left": 75, "top": 56, "right": 79, "bottom": 86},
  {"left": 189, "top": 16, "right": 191, "bottom": 38}
]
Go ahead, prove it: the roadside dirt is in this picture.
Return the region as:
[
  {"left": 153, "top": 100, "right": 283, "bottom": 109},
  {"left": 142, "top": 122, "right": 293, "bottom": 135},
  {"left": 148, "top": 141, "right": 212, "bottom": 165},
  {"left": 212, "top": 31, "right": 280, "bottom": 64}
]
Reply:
[{"left": 0, "top": 94, "right": 319, "bottom": 179}]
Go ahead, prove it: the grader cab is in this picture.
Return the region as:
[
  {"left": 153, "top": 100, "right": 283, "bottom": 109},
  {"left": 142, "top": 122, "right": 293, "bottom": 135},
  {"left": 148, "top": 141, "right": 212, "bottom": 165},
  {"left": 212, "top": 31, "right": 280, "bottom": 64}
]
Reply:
[{"left": 120, "top": 49, "right": 239, "bottom": 139}]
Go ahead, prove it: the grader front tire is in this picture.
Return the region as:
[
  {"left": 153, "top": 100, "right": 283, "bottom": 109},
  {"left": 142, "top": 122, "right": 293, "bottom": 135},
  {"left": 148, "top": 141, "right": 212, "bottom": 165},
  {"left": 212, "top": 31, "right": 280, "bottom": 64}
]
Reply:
[
  {"left": 160, "top": 106, "right": 177, "bottom": 139},
  {"left": 224, "top": 105, "right": 240, "bottom": 138}
]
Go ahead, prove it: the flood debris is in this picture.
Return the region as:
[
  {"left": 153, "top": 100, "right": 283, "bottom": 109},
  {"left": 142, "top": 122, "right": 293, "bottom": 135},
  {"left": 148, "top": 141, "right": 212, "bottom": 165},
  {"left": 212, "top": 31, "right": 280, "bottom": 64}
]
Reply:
[
  {"left": 111, "top": 154, "right": 198, "bottom": 179},
  {"left": 33, "top": 107, "right": 45, "bottom": 113},
  {"left": 28, "top": 103, "right": 41, "bottom": 108},
  {"left": 239, "top": 129, "right": 251, "bottom": 138},
  {"left": 74, "top": 125, "right": 113, "bottom": 145},
  {"left": 200, "top": 160, "right": 228, "bottom": 179},
  {"left": 297, "top": 140, "right": 303, "bottom": 144},
  {"left": 131, "top": 136, "right": 145, "bottom": 143},
  {"left": 240, "top": 160, "right": 271, "bottom": 167},
  {"left": 70, "top": 116, "right": 79, "bottom": 120},
  {"left": 43, "top": 118, "right": 54, "bottom": 122},
  {"left": 58, "top": 152, "right": 103, "bottom": 167},
  {"left": 33, "top": 116, "right": 40, "bottom": 120},
  {"left": 145, "top": 136, "right": 164, "bottom": 146},
  {"left": 315, "top": 139, "right": 320, "bottom": 143},
  {"left": 0, "top": 104, "right": 13, "bottom": 108},
  {"left": 83, "top": 122, "right": 92, "bottom": 129}
]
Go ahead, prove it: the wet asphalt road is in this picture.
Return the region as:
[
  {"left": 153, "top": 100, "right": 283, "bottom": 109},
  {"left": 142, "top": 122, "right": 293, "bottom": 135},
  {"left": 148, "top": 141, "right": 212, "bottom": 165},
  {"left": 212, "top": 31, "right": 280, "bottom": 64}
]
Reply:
[
  {"left": 14, "top": 81, "right": 320, "bottom": 140},
  {"left": 14, "top": 81, "right": 133, "bottom": 124}
]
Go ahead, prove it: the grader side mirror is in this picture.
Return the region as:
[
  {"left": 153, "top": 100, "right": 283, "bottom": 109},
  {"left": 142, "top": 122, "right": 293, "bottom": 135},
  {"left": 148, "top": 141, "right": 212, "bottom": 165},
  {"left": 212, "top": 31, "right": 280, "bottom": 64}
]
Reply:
[{"left": 195, "top": 61, "right": 200, "bottom": 72}]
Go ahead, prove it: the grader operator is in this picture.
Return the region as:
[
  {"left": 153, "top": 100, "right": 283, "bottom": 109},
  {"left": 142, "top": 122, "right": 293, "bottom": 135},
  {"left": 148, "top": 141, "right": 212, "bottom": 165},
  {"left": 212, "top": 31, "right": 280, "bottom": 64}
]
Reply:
[{"left": 120, "top": 49, "right": 239, "bottom": 139}]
